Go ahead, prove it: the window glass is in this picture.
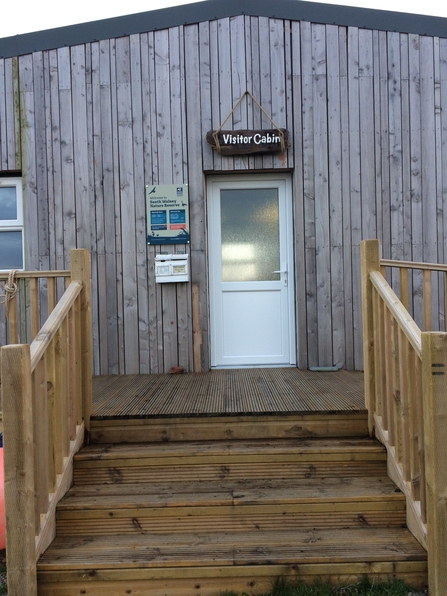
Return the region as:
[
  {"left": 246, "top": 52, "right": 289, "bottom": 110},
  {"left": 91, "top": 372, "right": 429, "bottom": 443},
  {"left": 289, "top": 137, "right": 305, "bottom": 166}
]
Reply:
[
  {"left": 0, "top": 178, "right": 24, "bottom": 270},
  {"left": 0, "top": 186, "right": 18, "bottom": 220},
  {"left": 0, "top": 230, "right": 23, "bottom": 269}
]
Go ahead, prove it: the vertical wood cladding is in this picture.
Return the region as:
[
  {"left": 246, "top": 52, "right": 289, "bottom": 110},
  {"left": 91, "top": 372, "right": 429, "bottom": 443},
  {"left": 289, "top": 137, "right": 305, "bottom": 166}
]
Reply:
[{"left": 1, "top": 17, "right": 447, "bottom": 372}]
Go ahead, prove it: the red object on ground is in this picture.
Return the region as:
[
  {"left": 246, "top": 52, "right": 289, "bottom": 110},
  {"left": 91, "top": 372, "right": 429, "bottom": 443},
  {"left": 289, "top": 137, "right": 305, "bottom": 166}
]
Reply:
[{"left": 0, "top": 448, "right": 5, "bottom": 549}]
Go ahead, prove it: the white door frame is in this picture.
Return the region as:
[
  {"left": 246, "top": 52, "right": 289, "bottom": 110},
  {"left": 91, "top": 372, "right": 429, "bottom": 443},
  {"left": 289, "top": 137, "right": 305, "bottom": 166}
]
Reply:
[{"left": 207, "top": 173, "right": 296, "bottom": 368}]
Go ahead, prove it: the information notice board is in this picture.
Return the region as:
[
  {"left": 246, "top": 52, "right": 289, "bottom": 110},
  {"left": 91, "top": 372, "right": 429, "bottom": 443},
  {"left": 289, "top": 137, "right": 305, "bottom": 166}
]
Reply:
[{"left": 146, "top": 184, "right": 190, "bottom": 245}]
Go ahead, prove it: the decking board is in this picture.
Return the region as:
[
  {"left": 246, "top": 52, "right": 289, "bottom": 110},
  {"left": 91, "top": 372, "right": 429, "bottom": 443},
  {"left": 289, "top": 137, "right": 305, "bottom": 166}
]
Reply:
[
  {"left": 61, "top": 477, "right": 401, "bottom": 505},
  {"left": 76, "top": 437, "right": 385, "bottom": 460},
  {"left": 55, "top": 511, "right": 408, "bottom": 536},
  {"left": 38, "top": 527, "right": 426, "bottom": 570},
  {"left": 92, "top": 369, "right": 365, "bottom": 418}
]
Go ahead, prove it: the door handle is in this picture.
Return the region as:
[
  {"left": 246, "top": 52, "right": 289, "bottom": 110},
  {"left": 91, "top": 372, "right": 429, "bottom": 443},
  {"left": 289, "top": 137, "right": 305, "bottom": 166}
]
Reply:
[{"left": 272, "top": 270, "right": 287, "bottom": 274}]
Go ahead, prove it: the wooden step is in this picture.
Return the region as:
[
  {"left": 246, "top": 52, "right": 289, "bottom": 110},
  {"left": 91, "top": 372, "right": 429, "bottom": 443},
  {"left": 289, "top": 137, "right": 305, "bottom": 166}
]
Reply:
[
  {"left": 75, "top": 437, "right": 386, "bottom": 462},
  {"left": 37, "top": 435, "right": 427, "bottom": 595},
  {"left": 90, "top": 412, "right": 369, "bottom": 443},
  {"left": 56, "top": 476, "right": 406, "bottom": 535},
  {"left": 73, "top": 438, "right": 387, "bottom": 485},
  {"left": 37, "top": 528, "right": 427, "bottom": 595}
]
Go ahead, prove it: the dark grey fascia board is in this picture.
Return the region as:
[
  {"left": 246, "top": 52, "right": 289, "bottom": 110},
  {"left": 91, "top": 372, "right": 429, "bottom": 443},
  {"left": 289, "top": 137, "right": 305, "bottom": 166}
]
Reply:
[{"left": 1, "top": 0, "right": 446, "bottom": 59}]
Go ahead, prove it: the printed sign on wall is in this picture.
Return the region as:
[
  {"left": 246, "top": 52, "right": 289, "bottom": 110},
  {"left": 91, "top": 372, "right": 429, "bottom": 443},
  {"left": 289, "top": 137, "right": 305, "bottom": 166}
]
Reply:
[{"left": 146, "top": 184, "right": 190, "bottom": 245}]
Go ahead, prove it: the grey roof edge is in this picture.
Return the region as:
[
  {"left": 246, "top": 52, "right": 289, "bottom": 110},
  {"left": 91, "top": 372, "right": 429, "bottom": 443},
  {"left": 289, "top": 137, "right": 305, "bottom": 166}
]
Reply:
[{"left": 1, "top": 0, "right": 446, "bottom": 59}]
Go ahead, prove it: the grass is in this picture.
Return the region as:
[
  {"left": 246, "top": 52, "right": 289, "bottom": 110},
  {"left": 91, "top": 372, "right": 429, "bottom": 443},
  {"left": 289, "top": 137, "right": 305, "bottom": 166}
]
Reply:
[
  {"left": 0, "top": 550, "right": 5, "bottom": 596},
  {"left": 217, "top": 576, "right": 423, "bottom": 596}
]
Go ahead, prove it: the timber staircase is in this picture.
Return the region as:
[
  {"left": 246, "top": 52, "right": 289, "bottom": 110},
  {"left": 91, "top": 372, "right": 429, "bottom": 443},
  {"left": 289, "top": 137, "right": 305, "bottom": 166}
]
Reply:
[{"left": 37, "top": 414, "right": 428, "bottom": 595}]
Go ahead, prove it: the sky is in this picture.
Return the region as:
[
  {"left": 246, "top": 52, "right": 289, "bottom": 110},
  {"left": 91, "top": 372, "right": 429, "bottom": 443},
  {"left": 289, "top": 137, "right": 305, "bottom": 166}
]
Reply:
[{"left": 0, "top": 0, "right": 446, "bottom": 40}]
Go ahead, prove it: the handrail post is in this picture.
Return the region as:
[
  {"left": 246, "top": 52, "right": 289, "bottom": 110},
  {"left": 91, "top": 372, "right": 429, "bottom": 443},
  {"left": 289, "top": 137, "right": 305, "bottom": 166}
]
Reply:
[
  {"left": 1, "top": 344, "right": 37, "bottom": 595},
  {"left": 361, "top": 239, "right": 380, "bottom": 436},
  {"left": 69, "top": 249, "right": 92, "bottom": 441},
  {"left": 422, "top": 331, "right": 447, "bottom": 596}
]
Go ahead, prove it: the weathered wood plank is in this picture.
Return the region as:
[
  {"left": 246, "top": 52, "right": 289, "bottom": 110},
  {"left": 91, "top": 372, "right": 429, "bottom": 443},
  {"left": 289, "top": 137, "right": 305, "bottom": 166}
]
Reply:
[
  {"left": 185, "top": 23, "right": 209, "bottom": 371},
  {"left": 388, "top": 32, "right": 404, "bottom": 271},
  {"left": 32, "top": 52, "right": 50, "bottom": 272},
  {"left": 326, "top": 25, "right": 344, "bottom": 369},
  {"left": 0, "top": 59, "right": 7, "bottom": 169},
  {"left": 347, "top": 27, "right": 363, "bottom": 370},
  {"left": 313, "top": 24, "right": 332, "bottom": 367},
  {"left": 339, "top": 26, "right": 354, "bottom": 370},
  {"left": 19, "top": 54, "right": 39, "bottom": 270},
  {"left": 290, "top": 22, "right": 307, "bottom": 369},
  {"left": 269, "top": 18, "right": 287, "bottom": 170},
  {"left": 301, "top": 21, "right": 317, "bottom": 367}
]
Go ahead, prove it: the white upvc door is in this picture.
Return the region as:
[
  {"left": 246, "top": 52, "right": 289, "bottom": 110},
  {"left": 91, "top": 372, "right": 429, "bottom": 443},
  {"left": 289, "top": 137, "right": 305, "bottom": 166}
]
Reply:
[{"left": 208, "top": 174, "right": 296, "bottom": 368}]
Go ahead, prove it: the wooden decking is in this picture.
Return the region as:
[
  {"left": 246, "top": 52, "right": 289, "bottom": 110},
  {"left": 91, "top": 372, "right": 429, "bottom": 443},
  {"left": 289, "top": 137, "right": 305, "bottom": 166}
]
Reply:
[
  {"left": 34, "top": 368, "right": 429, "bottom": 595},
  {"left": 92, "top": 368, "right": 365, "bottom": 418},
  {"left": 37, "top": 436, "right": 428, "bottom": 595}
]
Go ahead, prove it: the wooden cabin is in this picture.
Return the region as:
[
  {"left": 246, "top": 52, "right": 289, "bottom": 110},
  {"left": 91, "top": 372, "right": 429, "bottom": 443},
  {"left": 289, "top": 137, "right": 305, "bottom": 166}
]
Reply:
[
  {"left": 1, "top": 1, "right": 447, "bottom": 595},
  {"left": 1, "top": 0, "right": 447, "bottom": 374}
]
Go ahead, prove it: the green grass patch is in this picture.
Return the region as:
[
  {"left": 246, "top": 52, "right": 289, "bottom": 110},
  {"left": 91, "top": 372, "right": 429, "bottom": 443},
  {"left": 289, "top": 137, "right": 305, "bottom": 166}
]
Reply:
[
  {"left": 217, "top": 576, "right": 421, "bottom": 596},
  {"left": 0, "top": 549, "right": 6, "bottom": 596}
]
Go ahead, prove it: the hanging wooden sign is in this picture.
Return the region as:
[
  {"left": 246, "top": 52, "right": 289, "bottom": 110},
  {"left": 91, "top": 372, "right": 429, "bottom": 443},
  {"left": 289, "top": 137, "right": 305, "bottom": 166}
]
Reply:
[{"left": 206, "top": 128, "right": 290, "bottom": 156}]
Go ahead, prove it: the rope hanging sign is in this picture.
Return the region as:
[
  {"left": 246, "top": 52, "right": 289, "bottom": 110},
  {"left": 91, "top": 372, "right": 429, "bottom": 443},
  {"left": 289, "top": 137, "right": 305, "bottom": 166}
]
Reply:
[
  {"left": 0, "top": 269, "right": 19, "bottom": 319},
  {"left": 206, "top": 91, "right": 290, "bottom": 156}
]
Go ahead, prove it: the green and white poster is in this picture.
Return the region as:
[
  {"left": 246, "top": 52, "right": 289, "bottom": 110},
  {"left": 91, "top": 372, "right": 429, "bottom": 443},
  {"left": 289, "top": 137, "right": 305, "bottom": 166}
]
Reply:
[{"left": 146, "top": 184, "right": 190, "bottom": 245}]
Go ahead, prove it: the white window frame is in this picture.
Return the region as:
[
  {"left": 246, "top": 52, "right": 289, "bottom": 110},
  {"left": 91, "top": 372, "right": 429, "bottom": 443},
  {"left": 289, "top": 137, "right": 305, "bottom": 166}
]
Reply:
[{"left": 0, "top": 177, "right": 25, "bottom": 271}]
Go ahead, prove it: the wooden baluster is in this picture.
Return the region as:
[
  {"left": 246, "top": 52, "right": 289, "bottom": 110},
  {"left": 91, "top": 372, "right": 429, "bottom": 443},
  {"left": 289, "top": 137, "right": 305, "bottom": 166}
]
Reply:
[
  {"left": 53, "top": 322, "right": 66, "bottom": 475},
  {"left": 30, "top": 277, "right": 39, "bottom": 341},
  {"left": 46, "top": 336, "right": 56, "bottom": 494},
  {"left": 414, "top": 353, "right": 426, "bottom": 524},
  {"left": 67, "top": 299, "right": 76, "bottom": 441},
  {"left": 20, "top": 278, "right": 28, "bottom": 343},
  {"left": 391, "top": 317, "right": 401, "bottom": 460},
  {"left": 46, "top": 276, "right": 57, "bottom": 491},
  {"left": 7, "top": 293, "right": 19, "bottom": 344},
  {"left": 408, "top": 346, "right": 420, "bottom": 503},
  {"left": 423, "top": 269, "right": 432, "bottom": 331},
  {"left": 372, "top": 289, "right": 383, "bottom": 420},
  {"left": 33, "top": 356, "right": 49, "bottom": 532},
  {"left": 47, "top": 277, "right": 56, "bottom": 314},
  {"left": 400, "top": 267, "right": 409, "bottom": 311},
  {"left": 74, "top": 297, "right": 83, "bottom": 428},
  {"left": 70, "top": 249, "right": 92, "bottom": 439},
  {"left": 399, "top": 329, "right": 410, "bottom": 481},
  {"left": 60, "top": 317, "right": 70, "bottom": 458},
  {"left": 360, "top": 239, "right": 380, "bottom": 435},
  {"left": 384, "top": 306, "right": 395, "bottom": 446},
  {"left": 378, "top": 296, "right": 388, "bottom": 430}
]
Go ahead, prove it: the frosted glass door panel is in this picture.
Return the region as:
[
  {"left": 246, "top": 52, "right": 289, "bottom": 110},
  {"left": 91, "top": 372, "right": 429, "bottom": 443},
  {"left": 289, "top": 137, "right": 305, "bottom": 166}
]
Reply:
[{"left": 220, "top": 188, "right": 280, "bottom": 282}]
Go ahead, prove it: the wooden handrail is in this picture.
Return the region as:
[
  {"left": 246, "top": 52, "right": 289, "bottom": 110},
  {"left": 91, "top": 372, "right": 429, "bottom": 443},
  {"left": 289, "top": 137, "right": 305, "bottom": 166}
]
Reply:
[
  {"left": 379, "top": 256, "right": 447, "bottom": 333},
  {"left": 1, "top": 272, "right": 72, "bottom": 347},
  {"left": 0, "top": 249, "right": 92, "bottom": 596},
  {"left": 0, "top": 270, "right": 70, "bottom": 279},
  {"left": 369, "top": 270, "right": 422, "bottom": 357},
  {"left": 29, "top": 280, "right": 82, "bottom": 370},
  {"left": 362, "top": 239, "right": 447, "bottom": 596},
  {"left": 380, "top": 258, "right": 447, "bottom": 272}
]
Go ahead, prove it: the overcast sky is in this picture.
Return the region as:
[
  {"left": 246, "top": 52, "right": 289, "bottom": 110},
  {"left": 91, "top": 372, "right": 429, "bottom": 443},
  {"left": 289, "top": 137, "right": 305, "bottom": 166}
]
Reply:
[{"left": 0, "top": 0, "right": 446, "bottom": 40}]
